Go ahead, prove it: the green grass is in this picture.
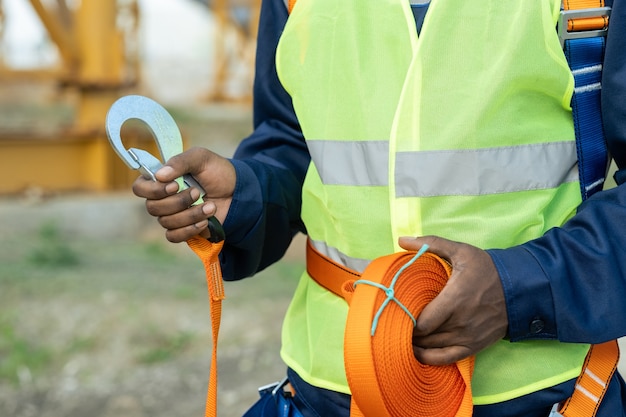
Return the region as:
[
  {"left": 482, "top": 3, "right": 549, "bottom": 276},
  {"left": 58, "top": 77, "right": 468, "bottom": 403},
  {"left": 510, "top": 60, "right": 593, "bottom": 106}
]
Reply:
[
  {"left": 0, "top": 314, "right": 53, "bottom": 384},
  {"left": 27, "top": 222, "right": 80, "bottom": 268}
]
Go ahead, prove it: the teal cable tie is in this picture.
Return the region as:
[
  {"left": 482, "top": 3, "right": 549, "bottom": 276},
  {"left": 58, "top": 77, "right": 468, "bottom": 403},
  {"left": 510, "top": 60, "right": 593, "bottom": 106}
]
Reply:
[{"left": 354, "top": 244, "right": 430, "bottom": 336}]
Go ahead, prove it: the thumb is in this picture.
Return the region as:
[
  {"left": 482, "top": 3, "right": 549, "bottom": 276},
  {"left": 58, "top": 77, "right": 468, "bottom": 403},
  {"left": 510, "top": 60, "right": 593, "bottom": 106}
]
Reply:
[
  {"left": 155, "top": 147, "right": 211, "bottom": 182},
  {"left": 155, "top": 147, "right": 210, "bottom": 183},
  {"left": 399, "top": 235, "right": 456, "bottom": 335},
  {"left": 398, "top": 235, "right": 457, "bottom": 261}
]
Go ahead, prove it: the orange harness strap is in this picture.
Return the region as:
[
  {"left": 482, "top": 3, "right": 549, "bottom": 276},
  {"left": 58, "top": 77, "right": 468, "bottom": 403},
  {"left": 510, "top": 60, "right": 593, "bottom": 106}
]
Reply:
[
  {"left": 307, "top": 240, "right": 474, "bottom": 417},
  {"left": 187, "top": 236, "right": 225, "bottom": 417},
  {"left": 563, "top": 0, "right": 609, "bottom": 33},
  {"left": 557, "top": 340, "right": 620, "bottom": 417},
  {"left": 287, "top": 0, "right": 298, "bottom": 14}
]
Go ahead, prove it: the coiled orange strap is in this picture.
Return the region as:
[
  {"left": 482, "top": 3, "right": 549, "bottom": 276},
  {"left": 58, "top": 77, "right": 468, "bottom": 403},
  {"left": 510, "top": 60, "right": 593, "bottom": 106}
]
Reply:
[
  {"left": 308, "top": 240, "right": 619, "bottom": 417},
  {"left": 343, "top": 250, "right": 474, "bottom": 417},
  {"left": 307, "top": 240, "right": 473, "bottom": 417}
]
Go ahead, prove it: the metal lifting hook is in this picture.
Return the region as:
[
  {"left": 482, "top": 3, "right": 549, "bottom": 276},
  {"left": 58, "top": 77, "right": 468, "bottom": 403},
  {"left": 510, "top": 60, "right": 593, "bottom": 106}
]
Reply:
[{"left": 105, "top": 95, "right": 225, "bottom": 243}]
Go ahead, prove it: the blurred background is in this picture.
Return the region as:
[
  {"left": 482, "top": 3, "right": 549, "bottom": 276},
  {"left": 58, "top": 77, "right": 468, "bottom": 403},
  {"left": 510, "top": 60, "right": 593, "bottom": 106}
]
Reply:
[{"left": 0, "top": 1, "right": 304, "bottom": 416}]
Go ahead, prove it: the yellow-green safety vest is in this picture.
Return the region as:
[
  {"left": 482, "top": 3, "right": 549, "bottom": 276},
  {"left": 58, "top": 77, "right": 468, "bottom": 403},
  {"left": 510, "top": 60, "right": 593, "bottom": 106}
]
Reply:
[{"left": 276, "top": 0, "right": 589, "bottom": 404}]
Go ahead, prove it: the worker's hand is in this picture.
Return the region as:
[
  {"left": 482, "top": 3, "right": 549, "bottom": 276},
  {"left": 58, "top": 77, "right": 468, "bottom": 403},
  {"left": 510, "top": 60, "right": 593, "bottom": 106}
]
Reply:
[
  {"left": 132, "top": 147, "right": 236, "bottom": 243},
  {"left": 399, "top": 235, "right": 508, "bottom": 366}
]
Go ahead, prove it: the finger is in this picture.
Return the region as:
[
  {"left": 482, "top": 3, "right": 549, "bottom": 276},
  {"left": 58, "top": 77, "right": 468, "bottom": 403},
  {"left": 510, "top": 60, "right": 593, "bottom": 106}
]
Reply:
[
  {"left": 413, "top": 287, "right": 455, "bottom": 336},
  {"left": 145, "top": 187, "right": 202, "bottom": 217},
  {"left": 412, "top": 328, "right": 455, "bottom": 349},
  {"left": 158, "top": 201, "right": 216, "bottom": 231},
  {"left": 132, "top": 175, "right": 179, "bottom": 200},
  {"left": 164, "top": 221, "right": 211, "bottom": 243},
  {"left": 156, "top": 147, "right": 210, "bottom": 183},
  {"left": 413, "top": 345, "right": 471, "bottom": 366},
  {"left": 399, "top": 235, "right": 459, "bottom": 261}
]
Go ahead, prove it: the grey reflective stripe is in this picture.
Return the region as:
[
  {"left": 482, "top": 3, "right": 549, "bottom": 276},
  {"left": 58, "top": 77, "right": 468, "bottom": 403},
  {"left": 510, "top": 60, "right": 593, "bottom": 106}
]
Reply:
[
  {"left": 395, "top": 141, "right": 579, "bottom": 197},
  {"left": 307, "top": 140, "right": 389, "bottom": 186},
  {"left": 309, "top": 239, "right": 371, "bottom": 273},
  {"left": 307, "top": 140, "right": 579, "bottom": 196}
]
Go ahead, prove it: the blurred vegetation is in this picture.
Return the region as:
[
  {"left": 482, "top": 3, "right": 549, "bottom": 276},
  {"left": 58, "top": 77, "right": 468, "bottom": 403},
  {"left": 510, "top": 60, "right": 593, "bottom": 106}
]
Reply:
[
  {"left": 0, "top": 314, "right": 53, "bottom": 385},
  {"left": 27, "top": 222, "right": 80, "bottom": 268}
]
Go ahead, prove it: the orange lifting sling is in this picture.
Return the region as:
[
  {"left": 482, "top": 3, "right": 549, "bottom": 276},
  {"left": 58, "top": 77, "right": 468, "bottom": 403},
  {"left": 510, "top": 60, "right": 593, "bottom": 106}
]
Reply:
[
  {"left": 307, "top": 240, "right": 474, "bottom": 417},
  {"left": 307, "top": 239, "right": 619, "bottom": 417}
]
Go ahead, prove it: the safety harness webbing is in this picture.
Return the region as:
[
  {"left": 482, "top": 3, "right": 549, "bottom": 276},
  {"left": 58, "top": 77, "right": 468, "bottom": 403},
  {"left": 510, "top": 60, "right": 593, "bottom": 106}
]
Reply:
[
  {"left": 186, "top": 236, "right": 225, "bottom": 417},
  {"left": 308, "top": 240, "right": 474, "bottom": 417},
  {"left": 556, "top": 340, "right": 620, "bottom": 416},
  {"left": 561, "top": 0, "right": 611, "bottom": 199}
]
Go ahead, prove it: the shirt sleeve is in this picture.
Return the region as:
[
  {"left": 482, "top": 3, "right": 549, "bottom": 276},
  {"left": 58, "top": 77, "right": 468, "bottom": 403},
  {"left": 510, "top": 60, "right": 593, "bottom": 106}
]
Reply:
[
  {"left": 603, "top": 0, "right": 626, "bottom": 185},
  {"left": 219, "top": 0, "right": 310, "bottom": 280},
  {"left": 488, "top": 0, "right": 626, "bottom": 343}
]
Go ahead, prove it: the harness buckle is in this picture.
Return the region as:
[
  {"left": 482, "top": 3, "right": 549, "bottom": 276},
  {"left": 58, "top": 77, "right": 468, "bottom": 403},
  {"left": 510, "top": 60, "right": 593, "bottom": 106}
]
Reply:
[
  {"left": 558, "top": 7, "right": 611, "bottom": 47},
  {"left": 548, "top": 403, "right": 564, "bottom": 416}
]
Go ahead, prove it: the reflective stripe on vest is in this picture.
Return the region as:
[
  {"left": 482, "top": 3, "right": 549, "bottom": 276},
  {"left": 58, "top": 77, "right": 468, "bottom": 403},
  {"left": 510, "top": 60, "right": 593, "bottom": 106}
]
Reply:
[
  {"left": 308, "top": 140, "right": 579, "bottom": 195},
  {"left": 277, "top": 0, "right": 590, "bottom": 404}
]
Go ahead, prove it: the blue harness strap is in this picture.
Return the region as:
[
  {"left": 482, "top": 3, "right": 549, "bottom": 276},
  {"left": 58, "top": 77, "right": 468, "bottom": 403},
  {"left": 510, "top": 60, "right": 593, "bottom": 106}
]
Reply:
[{"left": 559, "top": 5, "right": 612, "bottom": 200}]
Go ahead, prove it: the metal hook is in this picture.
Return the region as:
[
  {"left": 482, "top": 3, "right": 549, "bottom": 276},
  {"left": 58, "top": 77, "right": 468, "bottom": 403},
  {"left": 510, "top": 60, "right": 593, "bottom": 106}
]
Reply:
[
  {"left": 105, "top": 95, "right": 225, "bottom": 243},
  {"left": 106, "top": 95, "right": 184, "bottom": 170}
]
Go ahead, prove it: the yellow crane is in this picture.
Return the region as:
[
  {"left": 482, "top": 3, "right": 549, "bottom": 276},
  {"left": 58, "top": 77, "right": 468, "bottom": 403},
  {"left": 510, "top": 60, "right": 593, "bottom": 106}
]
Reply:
[{"left": 0, "top": 0, "right": 259, "bottom": 194}]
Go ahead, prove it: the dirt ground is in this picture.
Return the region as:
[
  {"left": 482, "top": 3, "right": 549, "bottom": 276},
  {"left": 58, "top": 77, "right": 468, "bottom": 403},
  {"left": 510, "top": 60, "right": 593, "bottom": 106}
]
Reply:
[{"left": 0, "top": 229, "right": 305, "bottom": 417}]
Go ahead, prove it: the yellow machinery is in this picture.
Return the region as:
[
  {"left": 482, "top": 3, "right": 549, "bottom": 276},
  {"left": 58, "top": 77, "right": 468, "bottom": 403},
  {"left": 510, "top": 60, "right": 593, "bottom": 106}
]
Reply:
[{"left": 0, "top": 0, "right": 259, "bottom": 194}]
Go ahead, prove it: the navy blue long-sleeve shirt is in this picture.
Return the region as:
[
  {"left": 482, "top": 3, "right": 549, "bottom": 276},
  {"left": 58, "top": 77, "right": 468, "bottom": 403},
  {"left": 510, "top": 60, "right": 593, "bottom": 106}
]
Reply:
[{"left": 221, "top": 0, "right": 626, "bottom": 349}]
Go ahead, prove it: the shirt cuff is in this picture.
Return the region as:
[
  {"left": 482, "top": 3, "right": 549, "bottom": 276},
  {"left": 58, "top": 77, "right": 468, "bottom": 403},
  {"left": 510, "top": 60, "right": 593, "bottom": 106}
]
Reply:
[
  {"left": 487, "top": 246, "right": 558, "bottom": 342},
  {"left": 223, "top": 159, "right": 263, "bottom": 245}
]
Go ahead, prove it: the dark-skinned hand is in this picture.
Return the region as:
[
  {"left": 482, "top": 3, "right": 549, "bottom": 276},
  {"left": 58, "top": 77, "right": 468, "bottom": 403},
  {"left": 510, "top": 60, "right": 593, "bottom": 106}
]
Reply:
[
  {"left": 131, "top": 147, "right": 236, "bottom": 243},
  {"left": 399, "top": 235, "right": 508, "bottom": 366}
]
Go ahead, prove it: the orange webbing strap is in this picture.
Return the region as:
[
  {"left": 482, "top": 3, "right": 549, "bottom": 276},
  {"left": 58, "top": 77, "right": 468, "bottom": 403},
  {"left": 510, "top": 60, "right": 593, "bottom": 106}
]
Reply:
[
  {"left": 557, "top": 339, "right": 620, "bottom": 417},
  {"left": 306, "top": 241, "right": 474, "bottom": 417},
  {"left": 306, "top": 239, "right": 361, "bottom": 300},
  {"left": 186, "top": 236, "right": 226, "bottom": 417},
  {"left": 563, "top": 0, "right": 609, "bottom": 32},
  {"left": 287, "top": 0, "right": 297, "bottom": 14},
  {"left": 343, "top": 251, "right": 474, "bottom": 417}
]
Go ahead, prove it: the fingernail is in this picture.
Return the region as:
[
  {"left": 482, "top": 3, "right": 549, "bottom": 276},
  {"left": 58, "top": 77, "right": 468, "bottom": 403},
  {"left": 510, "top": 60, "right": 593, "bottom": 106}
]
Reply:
[
  {"left": 157, "top": 166, "right": 175, "bottom": 179},
  {"left": 202, "top": 202, "right": 215, "bottom": 216},
  {"left": 190, "top": 188, "right": 200, "bottom": 201},
  {"left": 195, "top": 219, "right": 208, "bottom": 229},
  {"left": 165, "top": 182, "right": 179, "bottom": 194}
]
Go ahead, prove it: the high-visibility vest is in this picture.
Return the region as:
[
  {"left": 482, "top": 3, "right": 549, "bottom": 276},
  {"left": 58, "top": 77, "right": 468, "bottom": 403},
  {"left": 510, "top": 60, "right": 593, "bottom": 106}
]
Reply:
[{"left": 276, "top": 0, "right": 591, "bottom": 404}]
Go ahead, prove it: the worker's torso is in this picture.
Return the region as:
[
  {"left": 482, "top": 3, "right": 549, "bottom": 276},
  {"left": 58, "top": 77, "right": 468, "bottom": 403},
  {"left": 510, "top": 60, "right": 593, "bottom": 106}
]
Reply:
[{"left": 276, "top": 0, "right": 590, "bottom": 403}]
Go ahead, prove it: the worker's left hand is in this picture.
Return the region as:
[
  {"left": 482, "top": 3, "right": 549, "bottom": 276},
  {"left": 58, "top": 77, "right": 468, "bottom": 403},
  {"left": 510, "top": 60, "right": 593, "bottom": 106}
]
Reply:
[{"left": 399, "top": 235, "right": 508, "bottom": 366}]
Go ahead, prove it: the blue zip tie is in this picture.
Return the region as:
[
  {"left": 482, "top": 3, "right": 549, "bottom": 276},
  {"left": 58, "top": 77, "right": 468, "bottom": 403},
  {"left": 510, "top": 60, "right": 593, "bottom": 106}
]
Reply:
[{"left": 354, "top": 244, "right": 429, "bottom": 336}]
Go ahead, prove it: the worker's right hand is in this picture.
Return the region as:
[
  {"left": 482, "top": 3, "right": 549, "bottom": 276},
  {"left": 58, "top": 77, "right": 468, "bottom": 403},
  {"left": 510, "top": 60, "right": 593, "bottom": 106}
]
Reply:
[
  {"left": 401, "top": 235, "right": 508, "bottom": 366},
  {"left": 132, "top": 146, "right": 236, "bottom": 243}
]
